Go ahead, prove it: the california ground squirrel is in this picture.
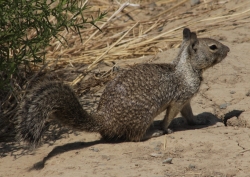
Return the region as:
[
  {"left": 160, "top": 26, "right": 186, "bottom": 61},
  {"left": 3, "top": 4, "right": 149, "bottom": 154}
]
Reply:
[{"left": 16, "top": 28, "right": 230, "bottom": 148}]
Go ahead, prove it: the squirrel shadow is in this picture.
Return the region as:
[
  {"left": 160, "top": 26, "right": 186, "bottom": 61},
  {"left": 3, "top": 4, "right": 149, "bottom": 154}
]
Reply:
[
  {"left": 172, "top": 112, "right": 221, "bottom": 130},
  {"left": 29, "top": 140, "right": 104, "bottom": 171},
  {"left": 223, "top": 110, "right": 244, "bottom": 126},
  {"left": 167, "top": 110, "right": 244, "bottom": 131},
  {"left": 29, "top": 111, "right": 230, "bottom": 171},
  {"left": 152, "top": 112, "right": 222, "bottom": 132}
]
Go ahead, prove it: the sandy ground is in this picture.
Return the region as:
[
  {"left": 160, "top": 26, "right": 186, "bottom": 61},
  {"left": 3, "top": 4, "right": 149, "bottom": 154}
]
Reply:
[{"left": 1, "top": 0, "right": 250, "bottom": 177}]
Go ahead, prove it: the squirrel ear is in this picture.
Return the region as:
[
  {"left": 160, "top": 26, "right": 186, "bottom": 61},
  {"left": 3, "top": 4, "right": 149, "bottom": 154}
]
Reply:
[
  {"left": 183, "top": 28, "right": 191, "bottom": 41},
  {"left": 190, "top": 32, "right": 198, "bottom": 43},
  {"left": 190, "top": 32, "right": 198, "bottom": 52}
]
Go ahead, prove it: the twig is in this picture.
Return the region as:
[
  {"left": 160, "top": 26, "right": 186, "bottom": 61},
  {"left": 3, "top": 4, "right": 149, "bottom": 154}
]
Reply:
[
  {"left": 82, "top": 2, "right": 139, "bottom": 46},
  {"left": 152, "top": 0, "right": 188, "bottom": 19},
  {"left": 87, "top": 22, "right": 139, "bottom": 70},
  {"left": 200, "top": 8, "right": 250, "bottom": 22},
  {"left": 240, "top": 149, "right": 250, "bottom": 154},
  {"left": 163, "top": 135, "right": 167, "bottom": 151}
]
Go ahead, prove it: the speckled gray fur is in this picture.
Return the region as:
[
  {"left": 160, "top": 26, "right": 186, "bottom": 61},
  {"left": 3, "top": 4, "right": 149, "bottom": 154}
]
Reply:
[{"left": 16, "top": 28, "right": 230, "bottom": 148}]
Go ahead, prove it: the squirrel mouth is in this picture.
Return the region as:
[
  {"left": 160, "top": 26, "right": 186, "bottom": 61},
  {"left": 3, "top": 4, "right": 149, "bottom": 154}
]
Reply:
[
  {"left": 211, "top": 59, "right": 222, "bottom": 68},
  {"left": 212, "top": 59, "right": 219, "bottom": 65}
]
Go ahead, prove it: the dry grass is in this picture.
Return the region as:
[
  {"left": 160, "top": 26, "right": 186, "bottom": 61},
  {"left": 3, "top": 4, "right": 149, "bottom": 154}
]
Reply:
[{"left": 42, "top": 0, "right": 250, "bottom": 74}]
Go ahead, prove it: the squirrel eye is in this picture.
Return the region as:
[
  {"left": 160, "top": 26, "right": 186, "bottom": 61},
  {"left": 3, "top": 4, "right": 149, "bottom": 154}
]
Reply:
[{"left": 209, "top": 44, "right": 218, "bottom": 50}]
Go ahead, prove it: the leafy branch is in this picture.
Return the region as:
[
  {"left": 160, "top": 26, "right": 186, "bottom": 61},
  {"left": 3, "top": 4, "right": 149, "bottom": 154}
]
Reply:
[{"left": 0, "top": 0, "right": 106, "bottom": 89}]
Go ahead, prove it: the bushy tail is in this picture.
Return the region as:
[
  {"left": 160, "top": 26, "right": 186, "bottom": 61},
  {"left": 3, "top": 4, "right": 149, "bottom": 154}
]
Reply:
[{"left": 16, "top": 81, "right": 99, "bottom": 148}]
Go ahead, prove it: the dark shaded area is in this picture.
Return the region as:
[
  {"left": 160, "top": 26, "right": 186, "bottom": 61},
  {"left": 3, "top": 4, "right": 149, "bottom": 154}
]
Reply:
[
  {"left": 223, "top": 110, "right": 245, "bottom": 126},
  {"left": 153, "top": 112, "right": 222, "bottom": 132},
  {"left": 29, "top": 140, "right": 104, "bottom": 171},
  {"left": 0, "top": 64, "right": 114, "bottom": 156},
  {"left": 0, "top": 124, "right": 75, "bottom": 158}
]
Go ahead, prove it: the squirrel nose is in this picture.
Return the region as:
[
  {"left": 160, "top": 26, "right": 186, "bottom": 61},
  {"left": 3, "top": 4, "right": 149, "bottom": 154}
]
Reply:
[{"left": 225, "top": 46, "right": 230, "bottom": 53}]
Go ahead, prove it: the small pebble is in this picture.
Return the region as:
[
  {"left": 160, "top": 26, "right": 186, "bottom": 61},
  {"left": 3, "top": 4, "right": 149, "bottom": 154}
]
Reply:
[
  {"left": 162, "top": 158, "right": 173, "bottom": 164},
  {"left": 89, "top": 147, "right": 99, "bottom": 152},
  {"left": 230, "top": 91, "right": 236, "bottom": 94},
  {"left": 220, "top": 103, "right": 228, "bottom": 109},
  {"left": 246, "top": 90, "right": 250, "bottom": 96},
  {"left": 190, "top": 0, "right": 200, "bottom": 6},
  {"left": 214, "top": 122, "right": 224, "bottom": 127},
  {"left": 102, "top": 155, "right": 110, "bottom": 160},
  {"left": 189, "top": 164, "right": 196, "bottom": 169},
  {"left": 154, "top": 147, "right": 160, "bottom": 151},
  {"left": 150, "top": 152, "right": 164, "bottom": 158}
]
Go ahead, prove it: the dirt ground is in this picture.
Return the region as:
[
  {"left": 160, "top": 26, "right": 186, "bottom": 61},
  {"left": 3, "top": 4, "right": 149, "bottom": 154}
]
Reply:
[{"left": 1, "top": 0, "right": 250, "bottom": 177}]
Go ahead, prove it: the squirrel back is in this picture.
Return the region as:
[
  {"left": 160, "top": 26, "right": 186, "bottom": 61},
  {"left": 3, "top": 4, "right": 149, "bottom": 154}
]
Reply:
[{"left": 16, "top": 28, "right": 230, "bottom": 148}]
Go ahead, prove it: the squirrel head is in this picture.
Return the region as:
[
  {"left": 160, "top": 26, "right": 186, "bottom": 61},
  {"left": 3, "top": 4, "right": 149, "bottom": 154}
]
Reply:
[{"left": 181, "top": 28, "right": 230, "bottom": 71}]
